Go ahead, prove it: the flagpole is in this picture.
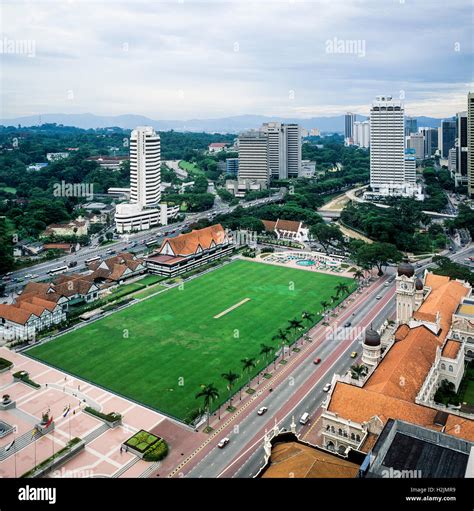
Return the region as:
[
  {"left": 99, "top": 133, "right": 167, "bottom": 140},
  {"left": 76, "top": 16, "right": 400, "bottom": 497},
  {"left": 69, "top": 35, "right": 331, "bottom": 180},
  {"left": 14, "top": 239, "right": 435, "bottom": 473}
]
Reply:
[{"left": 14, "top": 436, "right": 17, "bottom": 478}]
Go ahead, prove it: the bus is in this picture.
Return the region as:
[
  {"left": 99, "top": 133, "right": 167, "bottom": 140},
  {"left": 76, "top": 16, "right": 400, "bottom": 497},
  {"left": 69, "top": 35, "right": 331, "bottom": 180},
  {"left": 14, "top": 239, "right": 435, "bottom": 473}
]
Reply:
[
  {"left": 146, "top": 239, "right": 159, "bottom": 248},
  {"left": 85, "top": 256, "right": 101, "bottom": 266},
  {"left": 48, "top": 266, "right": 68, "bottom": 276}
]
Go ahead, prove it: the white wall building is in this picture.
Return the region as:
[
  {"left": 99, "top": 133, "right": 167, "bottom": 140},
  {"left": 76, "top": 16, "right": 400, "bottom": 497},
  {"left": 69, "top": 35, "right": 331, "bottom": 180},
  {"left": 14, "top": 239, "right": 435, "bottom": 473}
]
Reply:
[
  {"left": 369, "top": 96, "right": 416, "bottom": 197},
  {"left": 353, "top": 120, "right": 370, "bottom": 148},
  {"left": 260, "top": 122, "right": 301, "bottom": 179},
  {"left": 237, "top": 131, "right": 270, "bottom": 184},
  {"left": 115, "top": 127, "right": 176, "bottom": 233}
]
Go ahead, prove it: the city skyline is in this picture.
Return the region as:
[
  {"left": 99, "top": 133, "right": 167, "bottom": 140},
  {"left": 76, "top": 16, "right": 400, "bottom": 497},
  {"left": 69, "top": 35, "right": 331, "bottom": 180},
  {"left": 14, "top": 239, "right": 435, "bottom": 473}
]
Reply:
[{"left": 1, "top": 0, "right": 472, "bottom": 120}]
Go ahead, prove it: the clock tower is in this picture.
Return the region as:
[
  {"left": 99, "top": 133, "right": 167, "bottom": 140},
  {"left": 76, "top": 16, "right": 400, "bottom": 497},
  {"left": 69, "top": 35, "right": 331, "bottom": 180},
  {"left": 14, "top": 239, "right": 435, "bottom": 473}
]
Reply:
[{"left": 395, "top": 261, "right": 416, "bottom": 325}]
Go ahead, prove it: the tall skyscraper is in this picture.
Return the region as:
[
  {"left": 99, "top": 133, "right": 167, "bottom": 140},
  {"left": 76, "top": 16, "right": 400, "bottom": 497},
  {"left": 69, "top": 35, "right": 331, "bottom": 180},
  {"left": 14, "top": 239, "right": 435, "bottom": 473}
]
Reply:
[
  {"left": 130, "top": 126, "right": 161, "bottom": 208},
  {"left": 419, "top": 127, "right": 438, "bottom": 158},
  {"left": 261, "top": 122, "right": 301, "bottom": 179},
  {"left": 406, "top": 132, "right": 425, "bottom": 160},
  {"left": 439, "top": 119, "right": 456, "bottom": 159},
  {"left": 344, "top": 112, "right": 356, "bottom": 142},
  {"left": 353, "top": 120, "right": 370, "bottom": 148},
  {"left": 237, "top": 131, "right": 270, "bottom": 183},
  {"left": 369, "top": 96, "right": 408, "bottom": 194},
  {"left": 468, "top": 92, "right": 474, "bottom": 197},
  {"left": 115, "top": 126, "right": 170, "bottom": 232},
  {"left": 455, "top": 111, "right": 468, "bottom": 187},
  {"left": 404, "top": 117, "right": 418, "bottom": 137},
  {"left": 284, "top": 123, "right": 301, "bottom": 178}
]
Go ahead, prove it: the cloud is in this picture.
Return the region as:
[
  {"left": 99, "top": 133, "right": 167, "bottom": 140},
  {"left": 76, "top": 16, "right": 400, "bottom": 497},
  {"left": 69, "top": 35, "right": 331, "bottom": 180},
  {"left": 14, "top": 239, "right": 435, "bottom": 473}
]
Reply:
[{"left": 1, "top": 0, "right": 472, "bottom": 120}]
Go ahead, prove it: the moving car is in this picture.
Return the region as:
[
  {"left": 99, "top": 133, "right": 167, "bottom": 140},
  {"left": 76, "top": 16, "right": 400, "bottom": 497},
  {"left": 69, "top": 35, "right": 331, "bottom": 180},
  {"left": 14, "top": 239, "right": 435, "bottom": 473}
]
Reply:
[
  {"left": 313, "top": 358, "right": 321, "bottom": 365},
  {"left": 323, "top": 383, "right": 332, "bottom": 392},
  {"left": 344, "top": 322, "right": 351, "bottom": 327},
  {"left": 351, "top": 351, "right": 358, "bottom": 358},
  {"left": 217, "top": 438, "right": 229, "bottom": 449},
  {"left": 299, "top": 412, "right": 310, "bottom": 425},
  {"left": 375, "top": 295, "right": 382, "bottom": 300},
  {"left": 257, "top": 407, "right": 268, "bottom": 416}
]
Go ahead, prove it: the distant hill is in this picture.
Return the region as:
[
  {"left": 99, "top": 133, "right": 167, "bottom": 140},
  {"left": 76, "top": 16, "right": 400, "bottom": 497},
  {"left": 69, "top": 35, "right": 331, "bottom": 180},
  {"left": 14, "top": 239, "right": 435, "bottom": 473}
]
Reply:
[{"left": 0, "top": 112, "right": 445, "bottom": 133}]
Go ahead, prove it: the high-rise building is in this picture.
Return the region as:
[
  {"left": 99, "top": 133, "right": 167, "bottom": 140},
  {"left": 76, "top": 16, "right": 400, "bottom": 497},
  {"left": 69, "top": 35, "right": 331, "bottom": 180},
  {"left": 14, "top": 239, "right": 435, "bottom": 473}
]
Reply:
[
  {"left": 369, "top": 96, "right": 408, "bottom": 194},
  {"left": 225, "top": 157, "right": 239, "bottom": 176},
  {"left": 439, "top": 119, "right": 456, "bottom": 159},
  {"left": 448, "top": 148, "right": 457, "bottom": 176},
  {"left": 115, "top": 126, "right": 177, "bottom": 232},
  {"left": 419, "top": 127, "right": 438, "bottom": 158},
  {"left": 455, "top": 111, "right": 468, "bottom": 187},
  {"left": 468, "top": 92, "right": 474, "bottom": 197},
  {"left": 261, "top": 122, "right": 301, "bottom": 179},
  {"left": 237, "top": 131, "right": 270, "bottom": 184},
  {"left": 284, "top": 123, "right": 301, "bottom": 178},
  {"left": 130, "top": 126, "right": 161, "bottom": 208},
  {"left": 344, "top": 112, "right": 356, "bottom": 143},
  {"left": 404, "top": 117, "right": 418, "bottom": 137},
  {"left": 404, "top": 149, "right": 417, "bottom": 186},
  {"left": 406, "top": 133, "right": 425, "bottom": 160},
  {"left": 353, "top": 120, "right": 370, "bottom": 148}
]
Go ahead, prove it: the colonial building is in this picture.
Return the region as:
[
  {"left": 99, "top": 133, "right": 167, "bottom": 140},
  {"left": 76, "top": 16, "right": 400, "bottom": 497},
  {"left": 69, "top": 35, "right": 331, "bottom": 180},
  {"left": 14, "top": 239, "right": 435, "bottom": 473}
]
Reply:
[
  {"left": 145, "top": 224, "right": 232, "bottom": 277},
  {"left": 87, "top": 252, "right": 146, "bottom": 287},
  {"left": 320, "top": 263, "right": 474, "bottom": 456},
  {"left": 42, "top": 217, "right": 89, "bottom": 238},
  {"left": 261, "top": 218, "right": 309, "bottom": 243}
]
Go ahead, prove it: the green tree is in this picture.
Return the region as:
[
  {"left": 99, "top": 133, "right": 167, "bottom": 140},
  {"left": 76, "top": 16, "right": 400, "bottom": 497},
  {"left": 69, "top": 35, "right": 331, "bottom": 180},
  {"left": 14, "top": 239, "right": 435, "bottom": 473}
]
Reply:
[
  {"left": 195, "top": 383, "right": 220, "bottom": 430},
  {"left": 221, "top": 371, "right": 239, "bottom": 408}
]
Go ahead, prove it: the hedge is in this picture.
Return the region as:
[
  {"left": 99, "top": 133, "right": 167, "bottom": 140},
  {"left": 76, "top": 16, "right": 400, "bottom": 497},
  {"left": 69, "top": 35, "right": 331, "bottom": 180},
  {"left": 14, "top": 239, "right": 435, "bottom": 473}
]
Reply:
[{"left": 143, "top": 439, "right": 169, "bottom": 462}]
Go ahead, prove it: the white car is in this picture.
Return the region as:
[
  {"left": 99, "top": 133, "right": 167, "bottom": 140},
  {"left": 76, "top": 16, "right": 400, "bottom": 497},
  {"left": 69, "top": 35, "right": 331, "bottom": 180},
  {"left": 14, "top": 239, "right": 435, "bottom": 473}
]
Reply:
[
  {"left": 257, "top": 406, "right": 268, "bottom": 416},
  {"left": 375, "top": 295, "right": 382, "bottom": 300},
  {"left": 323, "top": 383, "right": 332, "bottom": 392},
  {"left": 217, "top": 437, "right": 230, "bottom": 449}
]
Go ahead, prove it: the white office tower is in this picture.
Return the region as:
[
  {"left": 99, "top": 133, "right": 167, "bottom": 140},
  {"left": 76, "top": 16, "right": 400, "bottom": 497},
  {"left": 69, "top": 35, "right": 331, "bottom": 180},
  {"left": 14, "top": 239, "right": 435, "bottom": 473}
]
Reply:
[
  {"left": 115, "top": 127, "right": 174, "bottom": 232},
  {"left": 353, "top": 120, "right": 370, "bottom": 148},
  {"left": 448, "top": 147, "right": 457, "bottom": 175},
  {"left": 406, "top": 132, "right": 425, "bottom": 160},
  {"left": 261, "top": 122, "right": 301, "bottom": 179},
  {"left": 130, "top": 127, "right": 161, "bottom": 208},
  {"left": 369, "top": 96, "right": 408, "bottom": 196},
  {"left": 237, "top": 131, "right": 270, "bottom": 184},
  {"left": 262, "top": 122, "right": 285, "bottom": 179}
]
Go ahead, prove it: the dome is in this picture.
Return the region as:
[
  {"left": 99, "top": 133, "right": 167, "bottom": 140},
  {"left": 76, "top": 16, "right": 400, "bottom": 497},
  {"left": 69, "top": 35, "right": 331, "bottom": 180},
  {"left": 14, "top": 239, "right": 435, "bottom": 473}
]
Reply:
[
  {"left": 364, "top": 328, "right": 381, "bottom": 347},
  {"left": 415, "top": 278, "right": 423, "bottom": 290},
  {"left": 397, "top": 261, "right": 415, "bottom": 278}
]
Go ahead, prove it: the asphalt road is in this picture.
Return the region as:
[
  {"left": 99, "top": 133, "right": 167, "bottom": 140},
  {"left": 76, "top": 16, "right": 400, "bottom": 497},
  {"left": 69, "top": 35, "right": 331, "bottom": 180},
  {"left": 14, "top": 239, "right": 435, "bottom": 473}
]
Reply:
[
  {"left": 183, "top": 244, "right": 473, "bottom": 478},
  {"left": 2, "top": 191, "right": 284, "bottom": 296}
]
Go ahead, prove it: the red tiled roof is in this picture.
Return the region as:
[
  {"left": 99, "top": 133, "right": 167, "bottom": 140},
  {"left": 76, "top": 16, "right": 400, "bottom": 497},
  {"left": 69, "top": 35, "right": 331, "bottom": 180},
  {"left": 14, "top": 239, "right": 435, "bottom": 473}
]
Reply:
[{"left": 158, "top": 224, "right": 226, "bottom": 257}]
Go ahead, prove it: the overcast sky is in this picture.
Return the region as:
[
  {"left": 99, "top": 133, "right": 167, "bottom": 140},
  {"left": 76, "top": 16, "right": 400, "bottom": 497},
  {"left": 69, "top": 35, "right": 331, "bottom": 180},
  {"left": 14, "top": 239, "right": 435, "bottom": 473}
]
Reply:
[{"left": 1, "top": 0, "right": 472, "bottom": 120}]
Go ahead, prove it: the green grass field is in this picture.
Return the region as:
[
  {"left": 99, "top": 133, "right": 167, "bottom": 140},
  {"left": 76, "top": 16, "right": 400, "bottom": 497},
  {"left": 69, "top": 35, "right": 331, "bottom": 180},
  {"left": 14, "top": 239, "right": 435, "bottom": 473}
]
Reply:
[{"left": 27, "top": 260, "right": 355, "bottom": 421}]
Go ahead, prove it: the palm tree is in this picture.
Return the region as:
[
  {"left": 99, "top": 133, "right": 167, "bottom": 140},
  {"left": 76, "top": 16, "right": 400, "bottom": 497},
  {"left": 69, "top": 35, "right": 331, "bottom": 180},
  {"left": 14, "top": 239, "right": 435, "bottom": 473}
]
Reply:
[
  {"left": 320, "top": 300, "right": 329, "bottom": 314},
  {"left": 335, "top": 283, "right": 350, "bottom": 297},
  {"left": 195, "top": 383, "right": 220, "bottom": 430},
  {"left": 241, "top": 357, "right": 256, "bottom": 389},
  {"left": 260, "top": 344, "right": 274, "bottom": 366},
  {"left": 288, "top": 318, "right": 304, "bottom": 335},
  {"left": 350, "top": 364, "right": 367, "bottom": 380},
  {"left": 221, "top": 371, "right": 239, "bottom": 408},
  {"left": 301, "top": 311, "right": 315, "bottom": 325},
  {"left": 272, "top": 329, "right": 289, "bottom": 362},
  {"left": 353, "top": 269, "right": 364, "bottom": 281}
]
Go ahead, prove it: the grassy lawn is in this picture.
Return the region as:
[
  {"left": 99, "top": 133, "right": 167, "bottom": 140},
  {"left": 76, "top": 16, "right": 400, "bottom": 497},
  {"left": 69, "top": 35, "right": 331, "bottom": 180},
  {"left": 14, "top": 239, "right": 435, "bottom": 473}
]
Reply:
[
  {"left": 0, "top": 186, "right": 17, "bottom": 194},
  {"left": 134, "top": 285, "right": 167, "bottom": 299},
  {"left": 27, "top": 260, "right": 356, "bottom": 422},
  {"left": 178, "top": 160, "right": 205, "bottom": 177},
  {"left": 459, "top": 363, "right": 474, "bottom": 406}
]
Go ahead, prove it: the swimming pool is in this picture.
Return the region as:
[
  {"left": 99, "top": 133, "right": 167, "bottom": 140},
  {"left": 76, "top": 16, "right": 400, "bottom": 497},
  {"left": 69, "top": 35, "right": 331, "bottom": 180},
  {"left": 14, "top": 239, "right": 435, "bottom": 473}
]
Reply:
[{"left": 296, "top": 259, "right": 315, "bottom": 266}]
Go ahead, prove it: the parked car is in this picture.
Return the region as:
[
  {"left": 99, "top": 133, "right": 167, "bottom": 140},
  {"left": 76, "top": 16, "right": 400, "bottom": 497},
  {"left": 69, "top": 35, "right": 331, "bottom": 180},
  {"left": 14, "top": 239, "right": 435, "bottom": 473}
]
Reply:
[
  {"left": 375, "top": 295, "right": 382, "bottom": 300},
  {"left": 323, "top": 383, "right": 332, "bottom": 392},
  {"left": 344, "top": 322, "right": 351, "bottom": 327},
  {"left": 217, "top": 438, "right": 229, "bottom": 449},
  {"left": 351, "top": 351, "right": 358, "bottom": 358},
  {"left": 257, "top": 407, "right": 268, "bottom": 416},
  {"left": 313, "top": 358, "right": 322, "bottom": 365}
]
